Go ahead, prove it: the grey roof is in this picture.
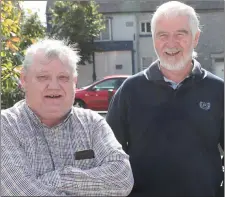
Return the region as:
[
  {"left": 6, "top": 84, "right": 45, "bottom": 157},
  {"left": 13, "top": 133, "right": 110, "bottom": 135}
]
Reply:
[
  {"left": 46, "top": 0, "right": 224, "bottom": 14},
  {"left": 96, "top": 0, "right": 224, "bottom": 13}
]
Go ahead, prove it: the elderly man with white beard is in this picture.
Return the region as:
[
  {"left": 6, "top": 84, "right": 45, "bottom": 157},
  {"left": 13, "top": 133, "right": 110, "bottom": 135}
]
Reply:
[{"left": 106, "top": 1, "right": 224, "bottom": 197}]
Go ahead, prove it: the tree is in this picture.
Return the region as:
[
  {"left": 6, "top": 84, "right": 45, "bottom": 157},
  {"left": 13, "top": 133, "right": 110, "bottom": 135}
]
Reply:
[
  {"left": 1, "top": 0, "right": 46, "bottom": 108},
  {"left": 1, "top": 0, "right": 23, "bottom": 108},
  {"left": 48, "top": 0, "right": 105, "bottom": 64},
  {"left": 20, "top": 12, "right": 46, "bottom": 50}
]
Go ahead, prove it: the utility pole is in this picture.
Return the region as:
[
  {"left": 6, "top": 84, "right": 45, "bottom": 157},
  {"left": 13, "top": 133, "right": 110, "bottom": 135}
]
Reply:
[{"left": 92, "top": 40, "right": 97, "bottom": 81}]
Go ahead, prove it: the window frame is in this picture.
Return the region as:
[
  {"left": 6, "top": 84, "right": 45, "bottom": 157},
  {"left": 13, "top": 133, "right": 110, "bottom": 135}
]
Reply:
[
  {"left": 95, "top": 18, "right": 112, "bottom": 41},
  {"left": 140, "top": 21, "right": 151, "bottom": 35}
]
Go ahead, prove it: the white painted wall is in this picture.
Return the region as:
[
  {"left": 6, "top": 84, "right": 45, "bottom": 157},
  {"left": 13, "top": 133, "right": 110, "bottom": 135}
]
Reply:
[
  {"left": 111, "top": 14, "right": 136, "bottom": 41},
  {"left": 139, "top": 37, "right": 157, "bottom": 63},
  {"left": 212, "top": 61, "right": 224, "bottom": 79},
  {"left": 135, "top": 13, "right": 157, "bottom": 70},
  {"left": 138, "top": 13, "right": 152, "bottom": 22},
  {"left": 95, "top": 51, "right": 132, "bottom": 80},
  {"left": 77, "top": 63, "right": 93, "bottom": 88}
]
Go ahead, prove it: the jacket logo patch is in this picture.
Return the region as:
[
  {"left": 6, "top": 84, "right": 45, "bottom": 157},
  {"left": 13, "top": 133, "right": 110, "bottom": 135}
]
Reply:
[{"left": 199, "top": 101, "right": 211, "bottom": 111}]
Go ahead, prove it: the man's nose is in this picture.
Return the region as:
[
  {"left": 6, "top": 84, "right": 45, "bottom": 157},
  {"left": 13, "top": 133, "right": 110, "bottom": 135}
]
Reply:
[
  {"left": 167, "top": 35, "right": 177, "bottom": 47},
  {"left": 47, "top": 78, "right": 60, "bottom": 89}
]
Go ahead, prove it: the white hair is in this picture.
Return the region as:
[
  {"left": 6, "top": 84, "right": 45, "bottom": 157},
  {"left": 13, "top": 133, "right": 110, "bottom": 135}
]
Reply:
[
  {"left": 22, "top": 38, "right": 80, "bottom": 76},
  {"left": 151, "top": 1, "right": 201, "bottom": 58}
]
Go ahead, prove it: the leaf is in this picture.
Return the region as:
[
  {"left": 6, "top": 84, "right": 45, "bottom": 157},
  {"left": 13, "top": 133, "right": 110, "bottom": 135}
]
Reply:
[
  {"left": 27, "top": 8, "right": 33, "bottom": 14},
  {"left": 4, "top": 61, "right": 13, "bottom": 69},
  {"left": 11, "top": 26, "right": 18, "bottom": 32},
  {"left": 11, "top": 37, "right": 20, "bottom": 43},
  {"left": 30, "top": 38, "right": 36, "bottom": 43},
  {"left": 7, "top": 41, "right": 19, "bottom": 52},
  {"left": 5, "top": 19, "right": 14, "bottom": 26},
  {"left": 13, "top": 65, "right": 23, "bottom": 73},
  {"left": 6, "top": 40, "right": 12, "bottom": 48},
  {"left": 1, "top": 51, "right": 6, "bottom": 57}
]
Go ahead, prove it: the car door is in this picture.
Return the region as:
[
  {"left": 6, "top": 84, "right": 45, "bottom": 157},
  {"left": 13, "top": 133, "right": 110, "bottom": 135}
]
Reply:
[{"left": 87, "top": 78, "right": 122, "bottom": 111}]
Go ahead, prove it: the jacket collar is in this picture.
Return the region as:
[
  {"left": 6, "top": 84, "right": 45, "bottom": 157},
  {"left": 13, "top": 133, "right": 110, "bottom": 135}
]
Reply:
[{"left": 144, "top": 59, "right": 207, "bottom": 82}]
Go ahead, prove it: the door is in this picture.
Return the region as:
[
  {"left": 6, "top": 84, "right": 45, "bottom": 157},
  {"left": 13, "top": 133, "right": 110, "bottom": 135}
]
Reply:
[{"left": 86, "top": 78, "right": 126, "bottom": 111}]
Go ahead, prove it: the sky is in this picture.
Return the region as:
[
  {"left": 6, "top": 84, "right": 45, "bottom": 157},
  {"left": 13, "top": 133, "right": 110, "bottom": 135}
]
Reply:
[{"left": 20, "top": 1, "right": 47, "bottom": 25}]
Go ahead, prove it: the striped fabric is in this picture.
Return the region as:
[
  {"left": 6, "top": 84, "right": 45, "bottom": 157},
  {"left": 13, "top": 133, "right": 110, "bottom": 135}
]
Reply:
[{"left": 1, "top": 100, "right": 134, "bottom": 196}]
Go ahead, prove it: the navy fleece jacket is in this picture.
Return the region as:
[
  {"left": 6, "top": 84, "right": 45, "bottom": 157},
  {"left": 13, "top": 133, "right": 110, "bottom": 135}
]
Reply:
[{"left": 106, "top": 59, "right": 224, "bottom": 197}]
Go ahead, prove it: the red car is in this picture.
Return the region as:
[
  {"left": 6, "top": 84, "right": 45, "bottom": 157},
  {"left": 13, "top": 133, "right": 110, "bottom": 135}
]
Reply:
[{"left": 74, "top": 75, "right": 129, "bottom": 111}]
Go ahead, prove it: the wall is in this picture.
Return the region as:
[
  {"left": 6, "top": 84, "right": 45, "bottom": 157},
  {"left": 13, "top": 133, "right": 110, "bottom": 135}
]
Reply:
[
  {"left": 110, "top": 14, "right": 136, "bottom": 41},
  {"left": 196, "top": 11, "right": 224, "bottom": 71},
  {"left": 95, "top": 51, "right": 132, "bottom": 80},
  {"left": 77, "top": 62, "right": 93, "bottom": 88}
]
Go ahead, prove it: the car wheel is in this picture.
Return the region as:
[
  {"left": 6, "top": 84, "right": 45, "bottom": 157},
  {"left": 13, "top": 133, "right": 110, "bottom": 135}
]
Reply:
[{"left": 74, "top": 100, "right": 85, "bottom": 108}]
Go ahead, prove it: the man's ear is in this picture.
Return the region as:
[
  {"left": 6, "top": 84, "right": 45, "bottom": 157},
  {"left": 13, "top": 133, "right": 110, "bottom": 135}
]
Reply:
[
  {"left": 193, "top": 31, "right": 200, "bottom": 48},
  {"left": 20, "top": 69, "right": 27, "bottom": 90},
  {"left": 74, "top": 77, "right": 77, "bottom": 85}
]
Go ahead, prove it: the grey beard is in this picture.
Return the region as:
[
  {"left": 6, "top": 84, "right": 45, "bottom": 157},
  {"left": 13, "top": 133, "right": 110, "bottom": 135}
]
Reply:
[{"left": 160, "top": 60, "right": 187, "bottom": 70}]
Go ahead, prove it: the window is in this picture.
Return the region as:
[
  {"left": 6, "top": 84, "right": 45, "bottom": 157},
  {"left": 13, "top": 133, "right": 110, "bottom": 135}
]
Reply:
[
  {"left": 215, "top": 58, "right": 224, "bottom": 62},
  {"left": 93, "top": 79, "right": 117, "bottom": 90},
  {"left": 93, "top": 78, "right": 125, "bottom": 90},
  {"left": 140, "top": 21, "right": 151, "bottom": 34},
  {"left": 95, "top": 18, "right": 111, "bottom": 41},
  {"left": 115, "top": 64, "right": 123, "bottom": 70},
  {"left": 141, "top": 57, "right": 152, "bottom": 69}
]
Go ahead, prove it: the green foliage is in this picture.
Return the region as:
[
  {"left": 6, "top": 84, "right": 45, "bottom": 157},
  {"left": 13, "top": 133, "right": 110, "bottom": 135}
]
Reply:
[
  {"left": 20, "top": 12, "right": 46, "bottom": 49},
  {"left": 1, "top": 1, "right": 23, "bottom": 109},
  {"left": 48, "top": 0, "right": 105, "bottom": 64},
  {"left": 1, "top": 0, "right": 46, "bottom": 109}
]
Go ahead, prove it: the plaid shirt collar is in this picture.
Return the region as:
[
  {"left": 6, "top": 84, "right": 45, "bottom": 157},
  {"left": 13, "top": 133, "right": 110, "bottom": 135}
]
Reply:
[{"left": 22, "top": 100, "right": 73, "bottom": 129}]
